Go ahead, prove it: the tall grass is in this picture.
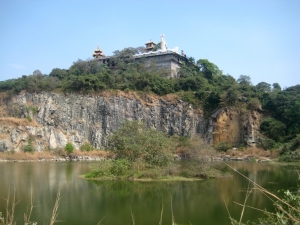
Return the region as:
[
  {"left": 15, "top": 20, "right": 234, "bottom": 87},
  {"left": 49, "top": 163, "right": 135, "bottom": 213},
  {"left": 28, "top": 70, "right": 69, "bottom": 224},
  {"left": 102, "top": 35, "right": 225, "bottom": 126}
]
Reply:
[
  {"left": 0, "top": 117, "right": 38, "bottom": 127},
  {"left": 0, "top": 189, "right": 61, "bottom": 225},
  {"left": 224, "top": 162, "right": 300, "bottom": 225}
]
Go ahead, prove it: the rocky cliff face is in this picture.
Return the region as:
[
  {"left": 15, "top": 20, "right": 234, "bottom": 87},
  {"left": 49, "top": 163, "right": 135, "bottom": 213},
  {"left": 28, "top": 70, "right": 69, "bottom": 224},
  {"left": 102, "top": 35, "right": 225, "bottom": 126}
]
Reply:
[
  {"left": 0, "top": 92, "right": 262, "bottom": 152},
  {"left": 0, "top": 92, "right": 210, "bottom": 151},
  {"left": 209, "top": 108, "right": 261, "bottom": 147}
]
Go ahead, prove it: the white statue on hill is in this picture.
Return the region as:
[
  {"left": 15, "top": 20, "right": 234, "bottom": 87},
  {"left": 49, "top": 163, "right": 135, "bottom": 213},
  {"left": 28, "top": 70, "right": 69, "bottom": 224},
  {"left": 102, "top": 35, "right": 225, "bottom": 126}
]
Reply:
[{"left": 161, "top": 34, "right": 167, "bottom": 51}]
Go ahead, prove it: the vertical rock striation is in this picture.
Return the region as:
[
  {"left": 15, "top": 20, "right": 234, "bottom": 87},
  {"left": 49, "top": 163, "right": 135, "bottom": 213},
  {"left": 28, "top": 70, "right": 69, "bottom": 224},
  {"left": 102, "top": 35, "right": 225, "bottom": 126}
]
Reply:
[
  {"left": 0, "top": 92, "right": 262, "bottom": 152},
  {"left": 8, "top": 92, "right": 209, "bottom": 150}
]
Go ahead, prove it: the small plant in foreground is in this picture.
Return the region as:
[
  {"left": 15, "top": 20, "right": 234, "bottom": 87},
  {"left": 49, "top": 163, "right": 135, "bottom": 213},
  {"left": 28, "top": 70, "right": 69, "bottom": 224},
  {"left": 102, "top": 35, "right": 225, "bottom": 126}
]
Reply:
[
  {"left": 1, "top": 188, "right": 61, "bottom": 225},
  {"left": 225, "top": 162, "right": 300, "bottom": 225}
]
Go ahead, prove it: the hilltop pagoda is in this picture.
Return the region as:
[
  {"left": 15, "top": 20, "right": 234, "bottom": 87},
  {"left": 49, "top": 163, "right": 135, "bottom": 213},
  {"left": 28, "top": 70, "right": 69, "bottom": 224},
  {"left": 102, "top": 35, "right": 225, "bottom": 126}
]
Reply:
[
  {"left": 145, "top": 39, "right": 156, "bottom": 52},
  {"left": 93, "top": 46, "right": 105, "bottom": 58}
]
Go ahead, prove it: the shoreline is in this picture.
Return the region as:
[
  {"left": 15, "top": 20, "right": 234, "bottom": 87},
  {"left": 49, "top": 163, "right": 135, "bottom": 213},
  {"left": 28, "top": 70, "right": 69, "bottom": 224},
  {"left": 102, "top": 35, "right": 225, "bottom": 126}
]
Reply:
[
  {"left": 0, "top": 152, "right": 275, "bottom": 163},
  {"left": 80, "top": 174, "right": 205, "bottom": 182},
  {"left": 0, "top": 150, "right": 108, "bottom": 162}
]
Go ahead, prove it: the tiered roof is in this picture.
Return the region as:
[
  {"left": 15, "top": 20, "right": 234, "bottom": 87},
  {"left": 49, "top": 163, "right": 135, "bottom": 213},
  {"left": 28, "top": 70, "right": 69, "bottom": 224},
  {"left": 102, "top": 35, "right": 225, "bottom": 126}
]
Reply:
[{"left": 93, "top": 46, "right": 105, "bottom": 58}]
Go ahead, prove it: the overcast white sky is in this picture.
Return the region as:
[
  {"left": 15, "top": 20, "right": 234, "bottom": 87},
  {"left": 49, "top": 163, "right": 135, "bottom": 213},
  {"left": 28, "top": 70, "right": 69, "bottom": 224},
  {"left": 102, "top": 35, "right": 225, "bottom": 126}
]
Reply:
[{"left": 0, "top": 0, "right": 299, "bottom": 88}]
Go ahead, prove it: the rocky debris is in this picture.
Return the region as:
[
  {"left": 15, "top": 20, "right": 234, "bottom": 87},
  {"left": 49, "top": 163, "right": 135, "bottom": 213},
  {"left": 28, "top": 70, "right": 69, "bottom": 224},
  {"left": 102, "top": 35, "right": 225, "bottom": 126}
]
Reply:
[
  {"left": 51, "top": 155, "right": 106, "bottom": 162},
  {"left": 0, "top": 155, "right": 106, "bottom": 162},
  {"left": 174, "top": 154, "right": 182, "bottom": 160},
  {"left": 257, "top": 158, "right": 271, "bottom": 163},
  {"left": 0, "top": 140, "right": 11, "bottom": 152},
  {"left": 219, "top": 154, "right": 270, "bottom": 162}
]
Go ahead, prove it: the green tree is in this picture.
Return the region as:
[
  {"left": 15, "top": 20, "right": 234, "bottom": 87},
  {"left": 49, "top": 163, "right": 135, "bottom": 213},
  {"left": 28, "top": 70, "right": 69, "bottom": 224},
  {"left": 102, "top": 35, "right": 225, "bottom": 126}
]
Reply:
[
  {"left": 237, "top": 75, "right": 252, "bottom": 86},
  {"left": 196, "top": 59, "right": 222, "bottom": 80},
  {"left": 68, "top": 75, "right": 106, "bottom": 92},
  {"left": 108, "top": 121, "right": 172, "bottom": 167},
  {"left": 256, "top": 82, "right": 271, "bottom": 92},
  {"left": 260, "top": 118, "right": 286, "bottom": 142},
  {"left": 65, "top": 143, "right": 74, "bottom": 154},
  {"left": 220, "top": 86, "right": 240, "bottom": 106},
  {"left": 273, "top": 82, "right": 282, "bottom": 91},
  {"left": 152, "top": 42, "right": 161, "bottom": 51},
  {"left": 110, "top": 47, "right": 139, "bottom": 70},
  {"left": 49, "top": 68, "right": 68, "bottom": 79},
  {"left": 284, "top": 94, "right": 300, "bottom": 135}
]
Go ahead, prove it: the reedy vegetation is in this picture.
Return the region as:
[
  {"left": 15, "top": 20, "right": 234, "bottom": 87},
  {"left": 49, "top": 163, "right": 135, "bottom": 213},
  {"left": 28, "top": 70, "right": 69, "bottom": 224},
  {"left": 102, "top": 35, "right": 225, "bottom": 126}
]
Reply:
[
  {"left": 0, "top": 188, "right": 61, "bottom": 225},
  {"left": 225, "top": 163, "right": 300, "bottom": 225}
]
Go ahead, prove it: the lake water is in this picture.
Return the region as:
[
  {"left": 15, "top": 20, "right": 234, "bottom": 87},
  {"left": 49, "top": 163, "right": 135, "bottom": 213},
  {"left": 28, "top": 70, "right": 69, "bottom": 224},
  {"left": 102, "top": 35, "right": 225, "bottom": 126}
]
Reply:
[{"left": 0, "top": 161, "right": 299, "bottom": 225}]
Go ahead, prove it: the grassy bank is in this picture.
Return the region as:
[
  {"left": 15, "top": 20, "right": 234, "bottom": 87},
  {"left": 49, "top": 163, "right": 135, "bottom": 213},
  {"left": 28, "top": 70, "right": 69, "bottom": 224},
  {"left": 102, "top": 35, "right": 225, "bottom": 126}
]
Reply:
[{"left": 83, "top": 158, "right": 229, "bottom": 181}]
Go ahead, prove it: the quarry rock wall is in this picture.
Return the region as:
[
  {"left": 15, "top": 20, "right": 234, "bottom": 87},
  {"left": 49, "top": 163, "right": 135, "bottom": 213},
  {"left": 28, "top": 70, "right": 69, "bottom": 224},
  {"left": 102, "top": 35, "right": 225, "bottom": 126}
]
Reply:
[{"left": 0, "top": 92, "right": 261, "bottom": 152}]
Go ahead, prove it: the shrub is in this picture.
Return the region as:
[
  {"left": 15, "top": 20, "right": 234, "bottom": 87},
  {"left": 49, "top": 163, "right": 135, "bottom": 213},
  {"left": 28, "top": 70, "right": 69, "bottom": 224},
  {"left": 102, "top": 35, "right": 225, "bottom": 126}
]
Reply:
[
  {"left": 24, "top": 105, "right": 38, "bottom": 115},
  {"left": 279, "top": 150, "right": 300, "bottom": 162},
  {"left": 65, "top": 143, "right": 74, "bottom": 154},
  {"left": 289, "top": 134, "right": 300, "bottom": 151},
  {"left": 257, "top": 138, "right": 277, "bottom": 150},
  {"left": 80, "top": 142, "right": 93, "bottom": 152},
  {"left": 214, "top": 142, "right": 231, "bottom": 152},
  {"left": 108, "top": 120, "right": 172, "bottom": 167},
  {"left": 110, "top": 159, "right": 131, "bottom": 176},
  {"left": 248, "top": 98, "right": 262, "bottom": 110},
  {"left": 260, "top": 118, "right": 286, "bottom": 142},
  {"left": 23, "top": 137, "right": 35, "bottom": 153}
]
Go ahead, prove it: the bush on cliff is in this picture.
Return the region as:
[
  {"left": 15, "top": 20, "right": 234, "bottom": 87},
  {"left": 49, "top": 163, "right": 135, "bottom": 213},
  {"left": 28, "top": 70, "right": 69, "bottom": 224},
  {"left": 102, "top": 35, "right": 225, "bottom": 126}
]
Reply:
[{"left": 22, "top": 137, "right": 35, "bottom": 153}]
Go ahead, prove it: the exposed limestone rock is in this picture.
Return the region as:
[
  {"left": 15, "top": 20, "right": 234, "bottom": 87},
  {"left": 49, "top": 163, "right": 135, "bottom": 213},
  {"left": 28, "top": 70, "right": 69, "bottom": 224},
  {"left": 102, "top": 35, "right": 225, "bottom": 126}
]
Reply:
[
  {"left": 1, "top": 92, "right": 208, "bottom": 150},
  {"left": 0, "top": 92, "right": 262, "bottom": 151},
  {"left": 210, "top": 108, "right": 261, "bottom": 147},
  {"left": 0, "top": 140, "right": 11, "bottom": 152}
]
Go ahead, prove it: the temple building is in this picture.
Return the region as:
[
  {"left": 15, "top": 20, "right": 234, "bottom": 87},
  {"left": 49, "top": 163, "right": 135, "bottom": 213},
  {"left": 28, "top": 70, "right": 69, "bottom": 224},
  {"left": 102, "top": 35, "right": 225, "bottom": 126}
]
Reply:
[
  {"left": 93, "top": 34, "right": 188, "bottom": 78},
  {"left": 92, "top": 46, "right": 105, "bottom": 58},
  {"left": 145, "top": 40, "right": 156, "bottom": 52}
]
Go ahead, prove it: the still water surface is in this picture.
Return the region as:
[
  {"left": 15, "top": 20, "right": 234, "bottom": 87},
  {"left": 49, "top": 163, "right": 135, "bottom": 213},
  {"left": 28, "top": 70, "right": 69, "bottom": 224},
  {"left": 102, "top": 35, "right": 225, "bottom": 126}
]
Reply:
[{"left": 0, "top": 162, "right": 299, "bottom": 225}]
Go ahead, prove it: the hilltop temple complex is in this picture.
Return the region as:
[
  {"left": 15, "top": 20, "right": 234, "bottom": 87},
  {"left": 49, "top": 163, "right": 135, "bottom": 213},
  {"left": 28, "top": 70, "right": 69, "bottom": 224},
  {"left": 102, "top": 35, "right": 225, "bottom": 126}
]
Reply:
[{"left": 92, "top": 34, "right": 188, "bottom": 78}]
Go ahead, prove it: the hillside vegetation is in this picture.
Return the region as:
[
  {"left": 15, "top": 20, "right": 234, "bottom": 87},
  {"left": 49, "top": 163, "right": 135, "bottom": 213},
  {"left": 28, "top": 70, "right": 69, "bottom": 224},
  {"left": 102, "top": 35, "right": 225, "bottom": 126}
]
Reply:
[{"left": 0, "top": 47, "right": 299, "bottom": 158}]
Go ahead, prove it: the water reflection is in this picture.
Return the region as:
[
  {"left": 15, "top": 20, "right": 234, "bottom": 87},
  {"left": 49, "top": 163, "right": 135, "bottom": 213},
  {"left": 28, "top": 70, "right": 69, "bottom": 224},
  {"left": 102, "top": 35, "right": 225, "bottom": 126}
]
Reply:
[{"left": 0, "top": 162, "right": 299, "bottom": 225}]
